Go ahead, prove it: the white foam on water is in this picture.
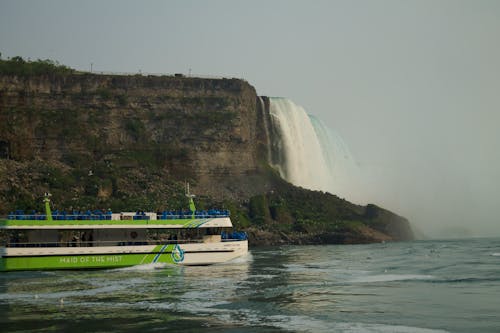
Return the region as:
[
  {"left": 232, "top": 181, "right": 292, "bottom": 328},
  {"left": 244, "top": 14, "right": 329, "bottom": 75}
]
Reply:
[
  {"left": 124, "top": 300, "right": 177, "bottom": 311},
  {"left": 330, "top": 322, "right": 450, "bottom": 333},
  {"left": 247, "top": 314, "right": 450, "bottom": 333},
  {"left": 217, "top": 252, "right": 254, "bottom": 265},
  {"left": 0, "top": 275, "right": 156, "bottom": 306},
  {"left": 284, "top": 263, "right": 331, "bottom": 274},
  {"left": 175, "top": 299, "right": 232, "bottom": 315},
  {"left": 266, "top": 314, "right": 331, "bottom": 332},
  {"left": 112, "top": 262, "right": 170, "bottom": 271},
  {"left": 91, "top": 285, "right": 451, "bottom": 333},
  {"left": 350, "top": 274, "right": 434, "bottom": 283},
  {"left": 247, "top": 274, "right": 275, "bottom": 280},
  {"left": 490, "top": 253, "right": 500, "bottom": 256},
  {"left": 0, "top": 283, "right": 127, "bottom": 303}
]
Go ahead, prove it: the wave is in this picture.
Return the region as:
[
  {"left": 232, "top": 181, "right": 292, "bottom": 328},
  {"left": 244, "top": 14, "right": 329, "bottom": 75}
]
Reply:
[
  {"left": 246, "top": 314, "right": 450, "bottom": 333},
  {"left": 432, "top": 277, "right": 500, "bottom": 284},
  {"left": 350, "top": 274, "right": 434, "bottom": 283},
  {"left": 0, "top": 283, "right": 128, "bottom": 303},
  {"left": 328, "top": 322, "right": 450, "bottom": 333},
  {"left": 491, "top": 253, "right": 500, "bottom": 256}
]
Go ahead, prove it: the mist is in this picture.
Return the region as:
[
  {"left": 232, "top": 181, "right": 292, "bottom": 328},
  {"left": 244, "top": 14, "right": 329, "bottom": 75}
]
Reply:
[{"left": 312, "top": 2, "right": 500, "bottom": 238}]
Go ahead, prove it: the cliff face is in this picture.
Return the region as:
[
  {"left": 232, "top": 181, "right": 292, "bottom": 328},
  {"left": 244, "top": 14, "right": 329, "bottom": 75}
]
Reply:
[
  {"left": 0, "top": 72, "right": 413, "bottom": 243},
  {"left": 0, "top": 74, "right": 275, "bottom": 211}
]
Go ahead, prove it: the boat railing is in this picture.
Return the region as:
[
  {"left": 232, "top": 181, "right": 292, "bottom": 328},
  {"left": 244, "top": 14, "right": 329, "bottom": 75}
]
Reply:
[
  {"left": 156, "top": 210, "right": 230, "bottom": 220},
  {"left": 3, "top": 211, "right": 231, "bottom": 221},
  {"left": 4, "top": 239, "right": 206, "bottom": 248},
  {"left": 4, "top": 214, "right": 112, "bottom": 221}
]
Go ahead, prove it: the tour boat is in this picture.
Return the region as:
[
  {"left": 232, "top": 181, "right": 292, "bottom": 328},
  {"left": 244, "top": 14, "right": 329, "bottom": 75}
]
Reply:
[{"left": 0, "top": 192, "right": 248, "bottom": 271}]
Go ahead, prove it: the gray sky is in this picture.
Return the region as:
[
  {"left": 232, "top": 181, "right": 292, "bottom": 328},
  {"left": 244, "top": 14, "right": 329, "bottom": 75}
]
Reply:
[{"left": 1, "top": 0, "right": 499, "bottom": 237}]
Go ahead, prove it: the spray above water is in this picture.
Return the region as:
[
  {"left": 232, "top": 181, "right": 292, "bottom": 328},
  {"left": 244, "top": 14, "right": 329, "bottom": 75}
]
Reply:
[
  {"left": 268, "top": 97, "right": 366, "bottom": 203},
  {"left": 266, "top": 98, "right": 497, "bottom": 238}
]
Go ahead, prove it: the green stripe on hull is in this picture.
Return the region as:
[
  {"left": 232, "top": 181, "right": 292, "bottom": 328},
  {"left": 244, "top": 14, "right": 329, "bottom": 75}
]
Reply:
[{"left": 0, "top": 246, "right": 180, "bottom": 271}]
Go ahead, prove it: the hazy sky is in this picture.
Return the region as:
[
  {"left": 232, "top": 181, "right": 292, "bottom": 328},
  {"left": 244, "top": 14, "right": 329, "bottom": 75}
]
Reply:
[{"left": 1, "top": 0, "right": 499, "bottom": 237}]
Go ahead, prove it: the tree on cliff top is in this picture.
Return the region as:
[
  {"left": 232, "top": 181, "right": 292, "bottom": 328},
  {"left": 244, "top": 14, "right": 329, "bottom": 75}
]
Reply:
[{"left": 0, "top": 56, "right": 74, "bottom": 76}]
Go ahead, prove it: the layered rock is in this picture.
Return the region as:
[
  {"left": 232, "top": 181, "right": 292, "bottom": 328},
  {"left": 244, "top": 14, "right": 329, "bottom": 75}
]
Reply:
[{"left": 0, "top": 74, "right": 274, "bottom": 207}]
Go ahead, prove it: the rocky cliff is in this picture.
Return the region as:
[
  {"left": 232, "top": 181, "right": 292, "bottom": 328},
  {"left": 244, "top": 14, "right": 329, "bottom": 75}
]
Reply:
[
  {"left": 0, "top": 65, "right": 413, "bottom": 244},
  {"left": 0, "top": 73, "right": 275, "bottom": 206}
]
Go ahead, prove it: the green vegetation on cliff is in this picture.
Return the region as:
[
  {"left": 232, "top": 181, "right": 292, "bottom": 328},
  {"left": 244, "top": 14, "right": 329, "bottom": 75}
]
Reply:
[
  {"left": 238, "top": 173, "right": 412, "bottom": 245},
  {"left": 0, "top": 56, "right": 74, "bottom": 76}
]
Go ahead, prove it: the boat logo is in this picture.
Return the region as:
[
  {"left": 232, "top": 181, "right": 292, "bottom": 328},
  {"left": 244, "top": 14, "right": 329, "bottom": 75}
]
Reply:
[{"left": 171, "top": 244, "right": 185, "bottom": 263}]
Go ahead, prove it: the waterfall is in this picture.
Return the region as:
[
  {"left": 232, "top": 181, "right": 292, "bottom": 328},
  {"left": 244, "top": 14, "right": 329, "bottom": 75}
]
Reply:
[
  {"left": 268, "top": 97, "right": 364, "bottom": 202},
  {"left": 257, "top": 96, "right": 273, "bottom": 163}
]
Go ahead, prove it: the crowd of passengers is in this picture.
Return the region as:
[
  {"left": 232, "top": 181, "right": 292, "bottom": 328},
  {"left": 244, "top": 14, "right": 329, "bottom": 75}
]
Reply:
[{"left": 8, "top": 209, "right": 231, "bottom": 220}]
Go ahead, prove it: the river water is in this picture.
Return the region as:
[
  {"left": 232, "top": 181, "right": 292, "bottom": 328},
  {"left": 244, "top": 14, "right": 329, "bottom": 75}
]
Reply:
[{"left": 1, "top": 238, "right": 499, "bottom": 332}]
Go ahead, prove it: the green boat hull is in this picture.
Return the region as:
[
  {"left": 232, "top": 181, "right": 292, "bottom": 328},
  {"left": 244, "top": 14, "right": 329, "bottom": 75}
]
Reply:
[{"left": 0, "top": 244, "right": 183, "bottom": 271}]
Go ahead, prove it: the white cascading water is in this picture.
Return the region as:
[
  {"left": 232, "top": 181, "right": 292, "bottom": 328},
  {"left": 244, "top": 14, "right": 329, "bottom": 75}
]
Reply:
[{"left": 268, "top": 97, "right": 365, "bottom": 203}]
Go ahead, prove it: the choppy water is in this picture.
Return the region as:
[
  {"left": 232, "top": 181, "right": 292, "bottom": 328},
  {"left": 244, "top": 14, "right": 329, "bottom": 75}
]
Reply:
[{"left": 1, "top": 238, "right": 499, "bottom": 332}]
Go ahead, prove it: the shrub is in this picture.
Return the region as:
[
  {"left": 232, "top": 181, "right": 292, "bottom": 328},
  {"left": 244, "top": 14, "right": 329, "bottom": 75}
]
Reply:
[{"left": 0, "top": 57, "right": 74, "bottom": 76}]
